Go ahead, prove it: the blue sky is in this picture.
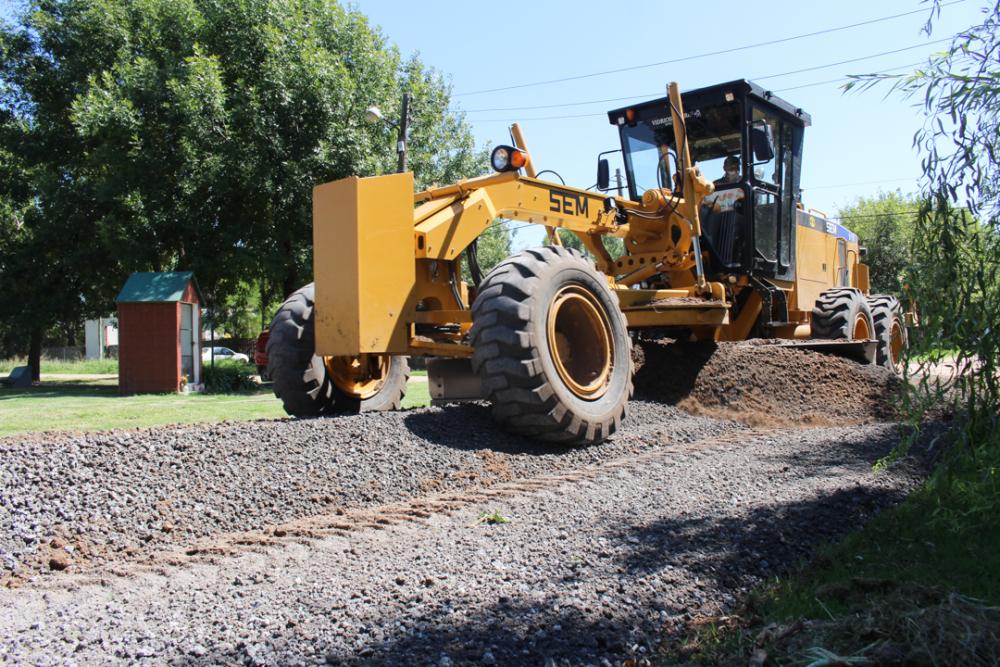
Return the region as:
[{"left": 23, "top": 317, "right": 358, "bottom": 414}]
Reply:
[
  {"left": 352, "top": 0, "right": 981, "bottom": 246},
  {"left": 2, "top": 0, "right": 983, "bottom": 248}
]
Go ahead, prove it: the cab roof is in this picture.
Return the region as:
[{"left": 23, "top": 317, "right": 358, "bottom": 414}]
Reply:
[{"left": 606, "top": 79, "right": 812, "bottom": 127}]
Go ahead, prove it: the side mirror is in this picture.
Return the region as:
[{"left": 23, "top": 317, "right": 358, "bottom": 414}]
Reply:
[
  {"left": 597, "top": 158, "right": 610, "bottom": 191},
  {"left": 751, "top": 122, "right": 775, "bottom": 162}
]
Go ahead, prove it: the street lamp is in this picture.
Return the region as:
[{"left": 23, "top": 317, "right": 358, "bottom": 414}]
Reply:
[{"left": 365, "top": 93, "right": 411, "bottom": 174}]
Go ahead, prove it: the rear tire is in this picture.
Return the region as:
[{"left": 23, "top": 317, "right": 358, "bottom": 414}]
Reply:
[
  {"left": 867, "top": 295, "right": 907, "bottom": 373},
  {"left": 811, "top": 287, "right": 875, "bottom": 342},
  {"left": 470, "top": 246, "right": 633, "bottom": 445},
  {"left": 267, "top": 283, "right": 408, "bottom": 416}
]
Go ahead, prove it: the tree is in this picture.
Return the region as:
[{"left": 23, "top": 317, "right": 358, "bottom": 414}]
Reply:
[
  {"left": 848, "top": 1, "right": 999, "bottom": 521},
  {"left": 556, "top": 228, "right": 625, "bottom": 261},
  {"left": 461, "top": 220, "right": 515, "bottom": 284},
  {"left": 0, "top": 0, "right": 487, "bottom": 375},
  {"left": 835, "top": 191, "right": 919, "bottom": 295}
]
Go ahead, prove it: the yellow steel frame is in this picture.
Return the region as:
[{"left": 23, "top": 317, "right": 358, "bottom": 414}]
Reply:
[{"left": 312, "top": 83, "right": 748, "bottom": 359}]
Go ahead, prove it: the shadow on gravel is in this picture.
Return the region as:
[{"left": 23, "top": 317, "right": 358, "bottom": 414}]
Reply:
[
  {"left": 632, "top": 339, "right": 715, "bottom": 404},
  {"left": 615, "top": 485, "right": 912, "bottom": 588},
  {"left": 403, "top": 404, "right": 581, "bottom": 456},
  {"left": 255, "top": 599, "right": 656, "bottom": 667},
  {"left": 612, "top": 428, "right": 931, "bottom": 590}
]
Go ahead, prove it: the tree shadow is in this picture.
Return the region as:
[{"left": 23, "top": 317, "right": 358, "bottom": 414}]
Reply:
[
  {"left": 174, "top": 478, "right": 920, "bottom": 665},
  {"left": 0, "top": 384, "right": 119, "bottom": 401},
  {"left": 632, "top": 339, "right": 717, "bottom": 403}
]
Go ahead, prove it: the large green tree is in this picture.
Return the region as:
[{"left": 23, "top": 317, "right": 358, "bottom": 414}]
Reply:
[
  {"left": 0, "top": 0, "right": 486, "bottom": 374},
  {"left": 849, "top": 1, "right": 999, "bottom": 520},
  {"left": 835, "top": 191, "right": 919, "bottom": 295}
]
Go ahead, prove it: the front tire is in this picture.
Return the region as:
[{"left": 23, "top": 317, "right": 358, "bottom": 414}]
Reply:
[
  {"left": 868, "top": 295, "right": 907, "bottom": 373},
  {"left": 811, "top": 287, "right": 875, "bottom": 342},
  {"left": 267, "top": 283, "right": 408, "bottom": 416},
  {"left": 470, "top": 246, "right": 633, "bottom": 445}
]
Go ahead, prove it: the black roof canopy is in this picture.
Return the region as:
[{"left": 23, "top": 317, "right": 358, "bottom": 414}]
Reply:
[{"left": 607, "top": 79, "right": 812, "bottom": 127}]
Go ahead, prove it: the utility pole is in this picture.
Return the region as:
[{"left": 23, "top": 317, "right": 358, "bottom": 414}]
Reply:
[
  {"left": 397, "top": 93, "right": 410, "bottom": 173},
  {"left": 614, "top": 168, "right": 624, "bottom": 198}
]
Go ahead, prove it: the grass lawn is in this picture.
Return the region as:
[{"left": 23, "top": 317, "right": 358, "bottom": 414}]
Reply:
[
  {"left": 0, "top": 357, "right": 120, "bottom": 375},
  {"left": 0, "top": 378, "right": 431, "bottom": 438}
]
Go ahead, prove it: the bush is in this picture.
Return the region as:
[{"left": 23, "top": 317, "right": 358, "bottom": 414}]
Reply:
[{"left": 202, "top": 360, "right": 257, "bottom": 393}]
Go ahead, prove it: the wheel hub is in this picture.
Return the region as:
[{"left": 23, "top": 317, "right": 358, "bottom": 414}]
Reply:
[
  {"left": 853, "top": 313, "right": 871, "bottom": 341},
  {"left": 325, "top": 354, "right": 389, "bottom": 400},
  {"left": 546, "top": 285, "right": 613, "bottom": 400},
  {"left": 889, "top": 319, "right": 905, "bottom": 370}
]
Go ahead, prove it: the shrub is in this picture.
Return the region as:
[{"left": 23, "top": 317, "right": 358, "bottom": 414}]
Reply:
[{"left": 203, "top": 360, "right": 257, "bottom": 393}]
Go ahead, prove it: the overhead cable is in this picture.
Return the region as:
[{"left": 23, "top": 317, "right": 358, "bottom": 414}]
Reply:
[{"left": 454, "top": 1, "right": 966, "bottom": 96}]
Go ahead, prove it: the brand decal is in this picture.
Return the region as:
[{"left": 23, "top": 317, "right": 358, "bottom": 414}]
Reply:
[{"left": 548, "top": 189, "right": 590, "bottom": 217}]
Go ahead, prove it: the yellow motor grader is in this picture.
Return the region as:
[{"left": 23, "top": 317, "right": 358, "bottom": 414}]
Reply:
[{"left": 267, "top": 80, "right": 908, "bottom": 444}]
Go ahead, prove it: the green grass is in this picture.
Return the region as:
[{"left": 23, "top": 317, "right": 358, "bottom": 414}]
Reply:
[
  {"left": 0, "top": 357, "right": 119, "bottom": 375},
  {"left": 0, "top": 378, "right": 432, "bottom": 437},
  {"left": 760, "top": 485, "right": 1000, "bottom": 622},
  {"left": 401, "top": 378, "right": 429, "bottom": 409},
  {"left": 667, "top": 462, "right": 1000, "bottom": 665}
]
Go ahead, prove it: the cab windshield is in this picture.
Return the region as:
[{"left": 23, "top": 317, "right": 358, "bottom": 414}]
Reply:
[{"left": 620, "top": 99, "right": 743, "bottom": 200}]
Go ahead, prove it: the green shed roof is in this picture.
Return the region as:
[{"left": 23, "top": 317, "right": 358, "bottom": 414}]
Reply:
[{"left": 116, "top": 271, "right": 203, "bottom": 304}]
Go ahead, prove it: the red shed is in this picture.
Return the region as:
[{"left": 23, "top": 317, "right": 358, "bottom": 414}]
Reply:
[{"left": 116, "top": 271, "right": 203, "bottom": 394}]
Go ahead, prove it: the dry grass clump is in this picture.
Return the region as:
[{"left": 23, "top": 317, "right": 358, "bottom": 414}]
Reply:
[
  {"left": 661, "top": 588, "right": 1000, "bottom": 666},
  {"left": 767, "top": 589, "right": 998, "bottom": 666}
]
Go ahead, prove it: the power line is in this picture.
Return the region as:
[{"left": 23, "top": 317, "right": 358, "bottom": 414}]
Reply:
[
  {"left": 769, "top": 62, "right": 924, "bottom": 93},
  {"left": 831, "top": 209, "right": 922, "bottom": 220},
  {"left": 463, "top": 43, "right": 946, "bottom": 120},
  {"left": 754, "top": 39, "right": 949, "bottom": 82},
  {"left": 454, "top": 1, "right": 966, "bottom": 97},
  {"left": 802, "top": 177, "right": 917, "bottom": 191}
]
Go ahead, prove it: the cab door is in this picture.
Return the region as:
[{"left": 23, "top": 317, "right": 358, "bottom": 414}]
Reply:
[
  {"left": 750, "top": 106, "right": 801, "bottom": 282},
  {"left": 836, "top": 238, "right": 849, "bottom": 286}
]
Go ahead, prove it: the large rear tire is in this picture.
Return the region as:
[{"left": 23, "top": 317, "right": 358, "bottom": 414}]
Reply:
[
  {"left": 267, "top": 283, "right": 408, "bottom": 417},
  {"left": 811, "top": 287, "right": 875, "bottom": 342},
  {"left": 470, "top": 246, "right": 633, "bottom": 445},
  {"left": 867, "top": 294, "right": 907, "bottom": 373}
]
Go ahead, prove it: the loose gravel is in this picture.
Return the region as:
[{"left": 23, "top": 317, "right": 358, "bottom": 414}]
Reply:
[
  {"left": 0, "top": 422, "right": 931, "bottom": 665},
  {"left": 1, "top": 401, "right": 745, "bottom": 582}
]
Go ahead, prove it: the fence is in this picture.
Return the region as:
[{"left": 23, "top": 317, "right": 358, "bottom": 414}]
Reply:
[{"left": 41, "top": 347, "right": 85, "bottom": 361}]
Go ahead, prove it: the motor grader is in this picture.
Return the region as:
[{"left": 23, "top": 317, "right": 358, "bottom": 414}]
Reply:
[{"left": 267, "top": 79, "right": 908, "bottom": 444}]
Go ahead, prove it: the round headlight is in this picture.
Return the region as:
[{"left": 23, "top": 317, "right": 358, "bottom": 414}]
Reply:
[{"left": 491, "top": 146, "right": 511, "bottom": 172}]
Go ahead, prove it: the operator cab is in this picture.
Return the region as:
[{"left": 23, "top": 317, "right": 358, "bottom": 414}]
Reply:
[{"left": 606, "top": 80, "right": 810, "bottom": 282}]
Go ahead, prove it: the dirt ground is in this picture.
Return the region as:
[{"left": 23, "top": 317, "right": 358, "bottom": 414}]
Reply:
[{"left": 633, "top": 339, "right": 902, "bottom": 427}]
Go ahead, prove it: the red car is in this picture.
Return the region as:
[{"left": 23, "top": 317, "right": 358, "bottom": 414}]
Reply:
[{"left": 254, "top": 330, "right": 270, "bottom": 379}]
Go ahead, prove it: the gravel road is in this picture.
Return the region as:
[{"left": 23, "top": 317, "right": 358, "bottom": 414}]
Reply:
[
  {"left": 0, "top": 343, "right": 933, "bottom": 664},
  {"left": 0, "top": 419, "right": 930, "bottom": 665}
]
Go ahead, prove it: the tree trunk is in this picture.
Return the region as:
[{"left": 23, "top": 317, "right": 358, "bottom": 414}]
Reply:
[
  {"left": 281, "top": 239, "right": 299, "bottom": 298},
  {"left": 28, "top": 327, "right": 43, "bottom": 383}
]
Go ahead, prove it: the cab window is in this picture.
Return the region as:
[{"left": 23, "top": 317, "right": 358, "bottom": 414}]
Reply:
[{"left": 619, "top": 99, "right": 742, "bottom": 201}]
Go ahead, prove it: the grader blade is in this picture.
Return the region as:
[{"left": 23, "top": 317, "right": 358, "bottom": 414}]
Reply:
[
  {"left": 313, "top": 172, "right": 415, "bottom": 357},
  {"left": 771, "top": 340, "right": 877, "bottom": 365}
]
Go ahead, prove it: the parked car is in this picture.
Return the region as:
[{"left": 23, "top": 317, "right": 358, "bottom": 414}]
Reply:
[
  {"left": 254, "top": 330, "right": 270, "bottom": 380},
  {"left": 201, "top": 346, "right": 250, "bottom": 363}
]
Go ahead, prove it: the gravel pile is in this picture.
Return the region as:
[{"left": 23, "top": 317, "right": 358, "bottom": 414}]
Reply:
[
  {"left": 0, "top": 401, "right": 745, "bottom": 582},
  {"left": 633, "top": 339, "right": 902, "bottom": 426},
  {"left": 0, "top": 422, "right": 932, "bottom": 665}
]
